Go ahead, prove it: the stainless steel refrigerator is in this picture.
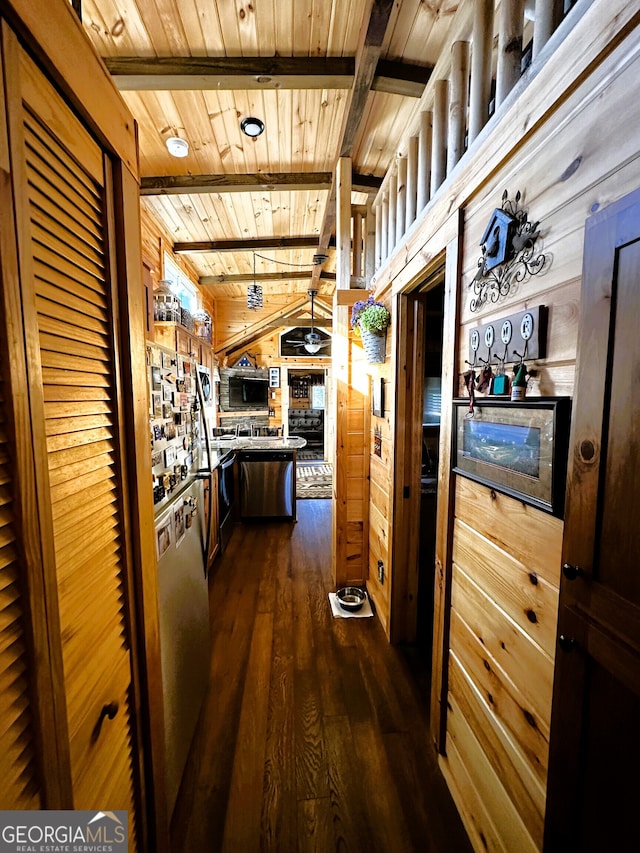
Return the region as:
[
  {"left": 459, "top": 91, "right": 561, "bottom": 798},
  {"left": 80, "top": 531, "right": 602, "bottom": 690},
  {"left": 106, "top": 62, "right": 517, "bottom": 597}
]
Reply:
[
  {"left": 154, "top": 479, "right": 209, "bottom": 812},
  {"left": 147, "top": 342, "right": 216, "bottom": 814}
]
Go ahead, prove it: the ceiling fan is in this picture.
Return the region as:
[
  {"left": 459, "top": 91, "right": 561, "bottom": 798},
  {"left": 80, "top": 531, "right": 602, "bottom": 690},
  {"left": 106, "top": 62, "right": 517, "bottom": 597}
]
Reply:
[{"left": 284, "top": 289, "right": 331, "bottom": 354}]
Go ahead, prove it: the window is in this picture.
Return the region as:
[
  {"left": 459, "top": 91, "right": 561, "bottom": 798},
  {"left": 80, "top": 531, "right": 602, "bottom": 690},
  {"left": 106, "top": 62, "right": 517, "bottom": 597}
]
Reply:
[
  {"left": 163, "top": 252, "right": 199, "bottom": 314},
  {"left": 311, "top": 385, "right": 325, "bottom": 408}
]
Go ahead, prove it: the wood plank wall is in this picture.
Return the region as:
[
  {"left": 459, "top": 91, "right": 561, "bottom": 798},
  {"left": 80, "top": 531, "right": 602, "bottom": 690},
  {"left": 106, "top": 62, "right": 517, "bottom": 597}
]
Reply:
[
  {"left": 370, "top": 7, "right": 640, "bottom": 852},
  {"left": 440, "top": 30, "right": 640, "bottom": 852},
  {"left": 363, "top": 304, "right": 392, "bottom": 630},
  {"left": 332, "top": 329, "right": 369, "bottom": 587},
  {"left": 140, "top": 207, "right": 211, "bottom": 316}
]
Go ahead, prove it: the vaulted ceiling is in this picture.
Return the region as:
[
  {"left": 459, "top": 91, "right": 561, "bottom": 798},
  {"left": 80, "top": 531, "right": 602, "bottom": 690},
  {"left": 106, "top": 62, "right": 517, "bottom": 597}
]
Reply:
[{"left": 81, "top": 0, "right": 461, "bottom": 344}]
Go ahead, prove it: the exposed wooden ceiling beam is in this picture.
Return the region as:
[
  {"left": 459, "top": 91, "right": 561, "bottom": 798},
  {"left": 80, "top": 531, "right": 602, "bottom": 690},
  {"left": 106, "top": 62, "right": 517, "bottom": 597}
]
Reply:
[
  {"left": 174, "top": 236, "right": 335, "bottom": 254},
  {"left": 340, "top": 0, "right": 396, "bottom": 160},
  {"left": 105, "top": 56, "right": 354, "bottom": 90},
  {"left": 373, "top": 59, "right": 432, "bottom": 98},
  {"left": 141, "top": 172, "right": 381, "bottom": 196},
  {"left": 313, "top": 297, "right": 334, "bottom": 317},
  {"left": 312, "top": 0, "right": 396, "bottom": 286},
  {"left": 104, "top": 56, "right": 430, "bottom": 97},
  {"left": 199, "top": 270, "right": 336, "bottom": 286},
  {"left": 266, "top": 317, "right": 332, "bottom": 328},
  {"left": 215, "top": 295, "right": 308, "bottom": 354}
]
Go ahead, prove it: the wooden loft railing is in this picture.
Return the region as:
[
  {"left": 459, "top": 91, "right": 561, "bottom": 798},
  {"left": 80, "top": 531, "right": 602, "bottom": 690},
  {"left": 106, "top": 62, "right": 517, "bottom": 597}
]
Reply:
[{"left": 371, "top": 0, "right": 580, "bottom": 276}]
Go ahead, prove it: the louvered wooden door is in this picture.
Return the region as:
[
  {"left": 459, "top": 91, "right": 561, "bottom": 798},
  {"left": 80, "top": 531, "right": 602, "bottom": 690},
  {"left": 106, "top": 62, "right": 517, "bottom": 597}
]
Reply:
[
  {"left": 0, "top": 342, "right": 42, "bottom": 808},
  {"left": 12, "top": 49, "right": 139, "bottom": 824}
]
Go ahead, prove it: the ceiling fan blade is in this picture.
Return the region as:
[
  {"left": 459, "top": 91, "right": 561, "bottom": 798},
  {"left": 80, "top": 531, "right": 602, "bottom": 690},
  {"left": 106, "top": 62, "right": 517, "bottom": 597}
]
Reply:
[{"left": 282, "top": 292, "right": 332, "bottom": 351}]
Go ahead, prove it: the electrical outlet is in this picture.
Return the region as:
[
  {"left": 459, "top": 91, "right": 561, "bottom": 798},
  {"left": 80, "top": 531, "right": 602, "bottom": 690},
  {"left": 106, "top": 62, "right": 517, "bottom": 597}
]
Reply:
[{"left": 377, "top": 559, "right": 384, "bottom": 584}]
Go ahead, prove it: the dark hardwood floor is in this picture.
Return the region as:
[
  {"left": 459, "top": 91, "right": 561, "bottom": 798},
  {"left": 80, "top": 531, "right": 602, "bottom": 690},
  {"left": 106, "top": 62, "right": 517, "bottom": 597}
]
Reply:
[{"left": 171, "top": 499, "right": 472, "bottom": 853}]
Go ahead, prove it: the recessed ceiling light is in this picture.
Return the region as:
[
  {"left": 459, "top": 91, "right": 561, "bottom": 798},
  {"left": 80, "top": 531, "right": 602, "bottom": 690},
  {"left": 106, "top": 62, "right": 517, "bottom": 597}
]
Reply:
[
  {"left": 166, "top": 136, "right": 189, "bottom": 158},
  {"left": 241, "top": 117, "right": 265, "bottom": 138}
]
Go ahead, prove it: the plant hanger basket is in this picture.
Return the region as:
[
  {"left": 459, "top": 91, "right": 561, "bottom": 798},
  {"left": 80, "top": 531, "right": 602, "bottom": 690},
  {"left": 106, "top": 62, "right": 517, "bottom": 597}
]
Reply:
[
  {"left": 351, "top": 296, "right": 390, "bottom": 364},
  {"left": 361, "top": 328, "right": 387, "bottom": 364}
]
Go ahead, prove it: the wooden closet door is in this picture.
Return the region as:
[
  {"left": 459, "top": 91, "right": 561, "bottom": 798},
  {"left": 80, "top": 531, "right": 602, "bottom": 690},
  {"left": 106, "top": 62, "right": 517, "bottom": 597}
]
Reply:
[
  {"left": 11, "top": 48, "right": 139, "bottom": 827},
  {"left": 544, "top": 188, "right": 640, "bottom": 850},
  {"left": 0, "top": 341, "right": 42, "bottom": 809}
]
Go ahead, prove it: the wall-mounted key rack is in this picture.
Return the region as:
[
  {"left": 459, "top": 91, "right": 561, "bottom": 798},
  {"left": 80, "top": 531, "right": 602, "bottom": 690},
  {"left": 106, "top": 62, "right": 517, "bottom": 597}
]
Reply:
[{"left": 468, "top": 305, "right": 548, "bottom": 365}]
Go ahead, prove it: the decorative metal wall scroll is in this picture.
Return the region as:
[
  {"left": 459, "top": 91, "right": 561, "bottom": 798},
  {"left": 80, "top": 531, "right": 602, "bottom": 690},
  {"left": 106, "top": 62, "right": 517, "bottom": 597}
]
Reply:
[{"left": 469, "top": 190, "right": 547, "bottom": 312}]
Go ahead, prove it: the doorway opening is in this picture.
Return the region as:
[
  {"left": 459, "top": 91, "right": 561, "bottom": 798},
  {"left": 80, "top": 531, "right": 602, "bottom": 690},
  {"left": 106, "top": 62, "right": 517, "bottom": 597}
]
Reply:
[
  {"left": 391, "top": 267, "right": 445, "bottom": 701},
  {"left": 416, "top": 283, "right": 444, "bottom": 667},
  {"left": 287, "top": 369, "right": 327, "bottom": 461}
]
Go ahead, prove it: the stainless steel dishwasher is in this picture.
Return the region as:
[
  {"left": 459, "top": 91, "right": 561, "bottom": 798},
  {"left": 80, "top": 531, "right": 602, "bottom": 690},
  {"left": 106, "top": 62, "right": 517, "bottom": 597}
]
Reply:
[{"left": 238, "top": 450, "right": 295, "bottom": 520}]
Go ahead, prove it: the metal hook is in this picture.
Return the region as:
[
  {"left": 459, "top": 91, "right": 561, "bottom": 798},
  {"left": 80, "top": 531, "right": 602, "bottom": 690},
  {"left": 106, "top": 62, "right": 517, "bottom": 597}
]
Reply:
[{"left": 512, "top": 341, "right": 529, "bottom": 363}]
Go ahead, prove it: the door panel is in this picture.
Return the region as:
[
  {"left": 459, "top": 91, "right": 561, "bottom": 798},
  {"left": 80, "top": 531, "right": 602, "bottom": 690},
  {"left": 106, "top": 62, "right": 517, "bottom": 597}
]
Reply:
[
  {"left": 0, "top": 332, "right": 42, "bottom": 809},
  {"left": 15, "top": 49, "right": 138, "bottom": 825},
  {"left": 596, "top": 240, "right": 640, "bottom": 601},
  {"left": 545, "top": 189, "right": 640, "bottom": 851}
]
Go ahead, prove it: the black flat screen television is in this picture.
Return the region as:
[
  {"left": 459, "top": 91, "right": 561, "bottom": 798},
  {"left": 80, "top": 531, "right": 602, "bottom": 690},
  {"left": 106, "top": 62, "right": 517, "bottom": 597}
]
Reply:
[{"left": 228, "top": 377, "right": 269, "bottom": 410}]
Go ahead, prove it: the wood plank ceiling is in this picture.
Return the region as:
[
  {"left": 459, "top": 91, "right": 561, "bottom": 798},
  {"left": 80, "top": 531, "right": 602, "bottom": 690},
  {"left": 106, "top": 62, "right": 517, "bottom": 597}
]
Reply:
[{"left": 81, "top": 0, "right": 460, "bottom": 343}]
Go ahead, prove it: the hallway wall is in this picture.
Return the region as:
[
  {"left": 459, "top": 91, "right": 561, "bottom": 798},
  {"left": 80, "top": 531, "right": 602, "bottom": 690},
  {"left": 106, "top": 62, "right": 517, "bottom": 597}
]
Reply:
[{"left": 372, "top": 3, "right": 640, "bottom": 850}]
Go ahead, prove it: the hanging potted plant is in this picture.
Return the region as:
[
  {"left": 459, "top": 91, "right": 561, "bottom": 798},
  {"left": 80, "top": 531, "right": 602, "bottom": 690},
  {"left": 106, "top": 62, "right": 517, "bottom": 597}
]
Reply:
[{"left": 351, "top": 296, "right": 391, "bottom": 364}]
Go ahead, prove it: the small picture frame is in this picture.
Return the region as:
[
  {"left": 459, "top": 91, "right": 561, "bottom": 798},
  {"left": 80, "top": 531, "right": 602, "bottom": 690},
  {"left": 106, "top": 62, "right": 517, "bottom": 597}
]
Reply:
[
  {"left": 156, "top": 519, "right": 172, "bottom": 559},
  {"left": 372, "top": 377, "right": 385, "bottom": 418},
  {"left": 152, "top": 393, "right": 162, "bottom": 418},
  {"left": 269, "top": 367, "right": 280, "bottom": 388},
  {"left": 161, "top": 351, "right": 173, "bottom": 369},
  {"left": 164, "top": 445, "right": 176, "bottom": 467},
  {"left": 151, "top": 366, "right": 162, "bottom": 391},
  {"left": 174, "top": 505, "right": 185, "bottom": 546}
]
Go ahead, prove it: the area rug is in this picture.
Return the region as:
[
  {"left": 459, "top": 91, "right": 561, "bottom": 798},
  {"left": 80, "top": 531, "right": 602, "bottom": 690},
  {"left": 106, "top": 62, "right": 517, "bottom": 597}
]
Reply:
[{"left": 296, "top": 463, "right": 332, "bottom": 500}]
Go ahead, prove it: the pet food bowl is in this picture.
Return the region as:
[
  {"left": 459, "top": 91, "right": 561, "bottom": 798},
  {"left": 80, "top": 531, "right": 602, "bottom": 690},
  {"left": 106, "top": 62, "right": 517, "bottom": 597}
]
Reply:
[{"left": 336, "top": 586, "right": 366, "bottom": 612}]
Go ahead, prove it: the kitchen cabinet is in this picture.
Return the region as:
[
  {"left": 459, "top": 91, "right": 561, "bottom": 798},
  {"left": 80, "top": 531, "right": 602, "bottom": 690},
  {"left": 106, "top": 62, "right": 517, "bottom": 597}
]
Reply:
[{"left": 155, "top": 321, "right": 213, "bottom": 367}]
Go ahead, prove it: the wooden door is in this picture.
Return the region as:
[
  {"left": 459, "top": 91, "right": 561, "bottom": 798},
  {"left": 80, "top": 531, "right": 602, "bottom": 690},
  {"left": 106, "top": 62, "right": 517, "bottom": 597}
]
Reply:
[
  {"left": 0, "top": 323, "right": 43, "bottom": 809},
  {"left": 544, "top": 188, "right": 640, "bottom": 851},
  {"left": 7, "top": 47, "right": 140, "bottom": 828}
]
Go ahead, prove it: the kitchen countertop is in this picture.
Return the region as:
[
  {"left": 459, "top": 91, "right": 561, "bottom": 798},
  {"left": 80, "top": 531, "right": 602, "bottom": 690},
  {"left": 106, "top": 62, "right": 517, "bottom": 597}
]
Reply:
[
  {"left": 154, "top": 437, "right": 307, "bottom": 517},
  {"left": 208, "top": 435, "right": 307, "bottom": 461}
]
